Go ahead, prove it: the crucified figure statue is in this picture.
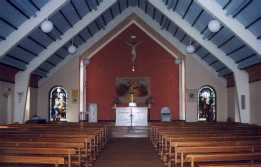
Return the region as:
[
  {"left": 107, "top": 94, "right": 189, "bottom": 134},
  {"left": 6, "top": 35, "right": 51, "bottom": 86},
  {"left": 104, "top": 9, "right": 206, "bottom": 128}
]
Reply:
[{"left": 125, "top": 41, "right": 143, "bottom": 63}]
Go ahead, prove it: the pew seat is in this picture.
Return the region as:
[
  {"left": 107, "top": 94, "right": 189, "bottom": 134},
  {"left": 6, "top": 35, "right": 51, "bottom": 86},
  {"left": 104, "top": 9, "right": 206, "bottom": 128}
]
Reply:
[
  {"left": 0, "top": 147, "right": 76, "bottom": 167},
  {"left": 200, "top": 163, "right": 261, "bottom": 167},
  {"left": 176, "top": 145, "right": 256, "bottom": 167},
  {"left": 186, "top": 152, "right": 261, "bottom": 167},
  {"left": 0, "top": 155, "right": 64, "bottom": 167},
  {"left": 0, "top": 122, "right": 109, "bottom": 167}
]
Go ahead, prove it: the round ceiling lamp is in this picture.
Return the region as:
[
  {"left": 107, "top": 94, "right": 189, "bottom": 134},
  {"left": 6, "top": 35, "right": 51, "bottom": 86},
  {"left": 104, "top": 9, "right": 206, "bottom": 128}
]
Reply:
[
  {"left": 68, "top": 44, "right": 77, "bottom": 54},
  {"left": 40, "top": 20, "right": 53, "bottom": 33},
  {"left": 208, "top": 19, "right": 221, "bottom": 33},
  {"left": 186, "top": 44, "right": 195, "bottom": 54}
]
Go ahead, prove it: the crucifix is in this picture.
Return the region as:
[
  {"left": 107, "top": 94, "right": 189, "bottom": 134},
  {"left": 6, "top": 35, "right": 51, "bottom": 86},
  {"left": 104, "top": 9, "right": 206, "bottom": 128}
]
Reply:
[{"left": 125, "top": 40, "right": 143, "bottom": 72}]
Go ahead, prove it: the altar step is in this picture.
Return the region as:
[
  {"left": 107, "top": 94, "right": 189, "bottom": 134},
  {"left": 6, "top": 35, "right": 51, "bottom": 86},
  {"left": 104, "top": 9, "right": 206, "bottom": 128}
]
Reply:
[{"left": 110, "top": 126, "right": 149, "bottom": 138}]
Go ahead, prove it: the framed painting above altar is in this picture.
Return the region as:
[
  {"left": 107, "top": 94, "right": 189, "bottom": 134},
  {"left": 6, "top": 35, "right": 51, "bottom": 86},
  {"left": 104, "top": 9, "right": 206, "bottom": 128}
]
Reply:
[{"left": 115, "top": 77, "right": 151, "bottom": 104}]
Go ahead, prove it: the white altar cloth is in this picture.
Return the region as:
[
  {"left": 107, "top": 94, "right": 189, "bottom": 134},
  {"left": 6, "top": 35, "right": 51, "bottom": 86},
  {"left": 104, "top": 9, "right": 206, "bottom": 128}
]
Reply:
[{"left": 115, "top": 107, "right": 148, "bottom": 126}]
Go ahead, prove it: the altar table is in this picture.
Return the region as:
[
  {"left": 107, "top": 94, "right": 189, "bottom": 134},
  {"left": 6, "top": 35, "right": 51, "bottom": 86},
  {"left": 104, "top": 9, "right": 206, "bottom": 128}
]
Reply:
[{"left": 115, "top": 107, "right": 148, "bottom": 126}]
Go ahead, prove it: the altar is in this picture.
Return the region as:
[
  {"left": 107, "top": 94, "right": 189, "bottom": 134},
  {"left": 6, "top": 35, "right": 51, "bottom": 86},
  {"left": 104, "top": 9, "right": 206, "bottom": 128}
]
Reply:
[{"left": 115, "top": 107, "right": 148, "bottom": 126}]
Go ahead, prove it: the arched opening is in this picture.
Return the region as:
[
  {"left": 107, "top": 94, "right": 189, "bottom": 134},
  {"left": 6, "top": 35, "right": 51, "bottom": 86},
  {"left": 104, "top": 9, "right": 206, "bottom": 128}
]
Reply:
[
  {"left": 198, "top": 85, "right": 216, "bottom": 122},
  {"left": 49, "top": 86, "right": 68, "bottom": 121}
]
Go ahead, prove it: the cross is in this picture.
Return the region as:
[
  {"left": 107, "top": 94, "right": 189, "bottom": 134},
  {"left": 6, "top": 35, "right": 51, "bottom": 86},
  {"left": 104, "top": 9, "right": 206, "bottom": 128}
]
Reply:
[{"left": 125, "top": 41, "right": 143, "bottom": 63}]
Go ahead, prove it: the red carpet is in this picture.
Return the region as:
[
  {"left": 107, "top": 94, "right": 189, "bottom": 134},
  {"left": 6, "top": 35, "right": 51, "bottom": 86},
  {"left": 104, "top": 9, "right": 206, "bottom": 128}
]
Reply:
[{"left": 94, "top": 138, "right": 164, "bottom": 167}]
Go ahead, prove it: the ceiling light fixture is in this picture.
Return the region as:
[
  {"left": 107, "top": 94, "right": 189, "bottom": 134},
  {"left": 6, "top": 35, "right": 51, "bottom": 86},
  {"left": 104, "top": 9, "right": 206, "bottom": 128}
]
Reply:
[
  {"left": 68, "top": 45, "right": 77, "bottom": 54},
  {"left": 186, "top": 45, "right": 195, "bottom": 53},
  {"left": 40, "top": 19, "right": 53, "bottom": 33},
  {"left": 68, "top": 39, "right": 77, "bottom": 54},
  {"left": 208, "top": 19, "right": 221, "bottom": 33},
  {"left": 186, "top": 40, "right": 195, "bottom": 54}
]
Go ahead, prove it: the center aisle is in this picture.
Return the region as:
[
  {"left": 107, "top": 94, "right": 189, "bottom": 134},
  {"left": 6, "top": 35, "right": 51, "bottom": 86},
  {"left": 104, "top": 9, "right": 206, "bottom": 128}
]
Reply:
[{"left": 94, "top": 138, "right": 164, "bottom": 167}]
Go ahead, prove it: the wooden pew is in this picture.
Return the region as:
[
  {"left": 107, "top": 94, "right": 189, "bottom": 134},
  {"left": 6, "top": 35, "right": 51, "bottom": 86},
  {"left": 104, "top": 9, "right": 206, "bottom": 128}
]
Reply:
[
  {"left": 0, "top": 138, "right": 84, "bottom": 166},
  {"left": 149, "top": 122, "right": 261, "bottom": 167},
  {"left": 0, "top": 155, "right": 64, "bottom": 167},
  {"left": 186, "top": 152, "right": 261, "bottom": 167},
  {"left": 160, "top": 135, "right": 261, "bottom": 166},
  {"left": 0, "top": 135, "right": 90, "bottom": 165},
  {"left": 0, "top": 122, "right": 109, "bottom": 167},
  {"left": 200, "top": 163, "right": 261, "bottom": 167},
  {"left": 0, "top": 133, "right": 96, "bottom": 162},
  {"left": 0, "top": 147, "right": 76, "bottom": 167},
  {"left": 177, "top": 145, "right": 255, "bottom": 167}
]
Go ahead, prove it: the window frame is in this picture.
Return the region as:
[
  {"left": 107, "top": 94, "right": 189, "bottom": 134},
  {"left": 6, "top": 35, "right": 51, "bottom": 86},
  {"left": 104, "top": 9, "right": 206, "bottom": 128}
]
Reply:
[
  {"left": 197, "top": 85, "right": 217, "bottom": 122},
  {"left": 49, "top": 85, "right": 68, "bottom": 121}
]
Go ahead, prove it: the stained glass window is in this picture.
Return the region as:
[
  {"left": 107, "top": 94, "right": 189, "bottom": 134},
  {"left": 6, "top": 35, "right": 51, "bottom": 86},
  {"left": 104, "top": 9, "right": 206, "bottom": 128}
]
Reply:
[
  {"left": 198, "top": 85, "right": 216, "bottom": 121},
  {"left": 49, "top": 86, "right": 67, "bottom": 121}
]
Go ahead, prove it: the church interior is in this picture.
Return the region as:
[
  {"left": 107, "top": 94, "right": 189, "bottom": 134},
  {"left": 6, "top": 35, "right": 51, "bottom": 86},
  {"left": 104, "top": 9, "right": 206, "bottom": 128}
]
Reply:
[{"left": 0, "top": 0, "right": 261, "bottom": 166}]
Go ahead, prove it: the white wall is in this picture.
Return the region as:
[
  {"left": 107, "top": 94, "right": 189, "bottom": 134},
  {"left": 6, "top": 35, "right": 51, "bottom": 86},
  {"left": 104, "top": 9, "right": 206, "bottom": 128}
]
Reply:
[
  {"left": 185, "top": 55, "right": 228, "bottom": 122},
  {"left": 250, "top": 81, "right": 261, "bottom": 125},
  {"left": 227, "top": 81, "right": 261, "bottom": 125},
  {"left": 227, "top": 87, "right": 235, "bottom": 120},
  {"left": 37, "top": 56, "right": 80, "bottom": 122},
  {"left": 0, "top": 81, "right": 39, "bottom": 124},
  {"left": 0, "top": 81, "right": 14, "bottom": 124},
  {"left": 30, "top": 87, "right": 38, "bottom": 117}
]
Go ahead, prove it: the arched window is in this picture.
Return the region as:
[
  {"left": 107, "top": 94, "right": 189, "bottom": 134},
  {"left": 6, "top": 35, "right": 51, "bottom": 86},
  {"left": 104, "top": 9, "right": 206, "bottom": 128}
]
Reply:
[
  {"left": 49, "top": 86, "right": 67, "bottom": 121},
  {"left": 198, "top": 85, "right": 216, "bottom": 121}
]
